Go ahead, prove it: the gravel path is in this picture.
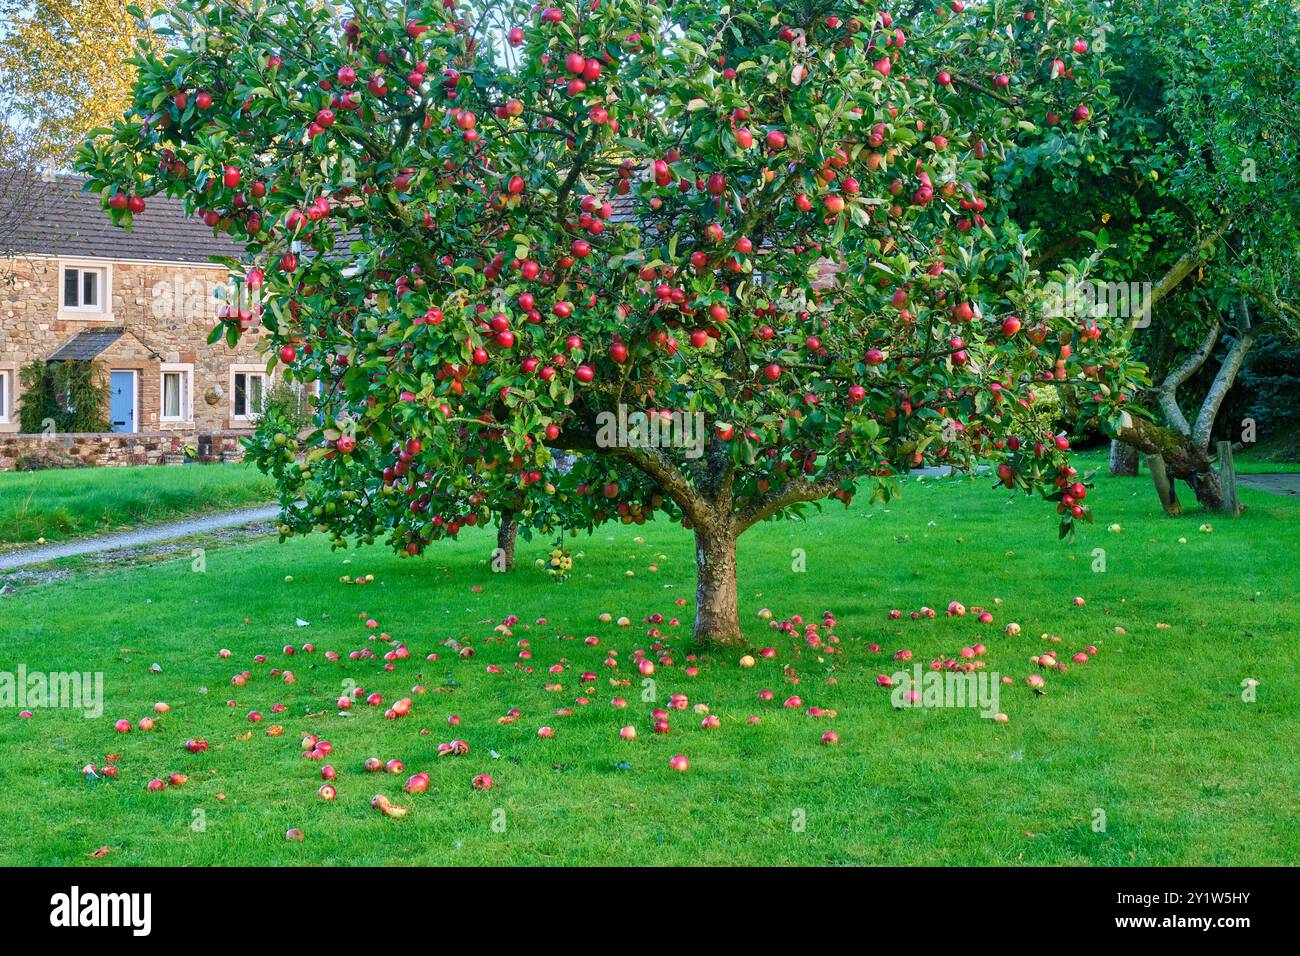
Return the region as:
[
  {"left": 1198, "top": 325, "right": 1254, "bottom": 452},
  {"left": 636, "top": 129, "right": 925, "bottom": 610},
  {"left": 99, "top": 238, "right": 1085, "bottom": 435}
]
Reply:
[
  {"left": 1237, "top": 474, "right": 1300, "bottom": 497},
  {"left": 1, "top": 471, "right": 1293, "bottom": 575},
  {"left": 0, "top": 505, "right": 280, "bottom": 571}
]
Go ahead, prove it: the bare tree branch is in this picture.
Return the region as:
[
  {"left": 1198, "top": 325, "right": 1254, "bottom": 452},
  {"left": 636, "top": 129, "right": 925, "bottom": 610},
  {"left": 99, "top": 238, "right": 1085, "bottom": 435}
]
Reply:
[
  {"left": 1191, "top": 300, "right": 1253, "bottom": 450},
  {"left": 1156, "top": 320, "right": 1220, "bottom": 437}
]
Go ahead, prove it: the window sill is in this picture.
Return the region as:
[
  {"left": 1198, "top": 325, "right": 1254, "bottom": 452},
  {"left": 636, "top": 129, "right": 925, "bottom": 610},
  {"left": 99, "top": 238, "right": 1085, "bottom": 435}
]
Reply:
[{"left": 57, "top": 311, "right": 116, "bottom": 323}]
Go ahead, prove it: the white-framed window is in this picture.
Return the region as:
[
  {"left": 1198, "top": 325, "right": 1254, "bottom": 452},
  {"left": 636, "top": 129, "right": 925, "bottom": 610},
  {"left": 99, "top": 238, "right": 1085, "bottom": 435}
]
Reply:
[
  {"left": 0, "top": 369, "right": 12, "bottom": 423},
  {"left": 59, "top": 262, "right": 110, "bottom": 315},
  {"left": 230, "top": 365, "right": 270, "bottom": 421},
  {"left": 160, "top": 363, "right": 194, "bottom": 422}
]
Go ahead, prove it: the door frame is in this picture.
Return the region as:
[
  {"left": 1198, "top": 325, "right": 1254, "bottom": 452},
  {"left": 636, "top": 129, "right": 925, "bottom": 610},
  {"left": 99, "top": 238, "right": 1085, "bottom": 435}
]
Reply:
[{"left": 109, "top": 368, "right": 138, "bottom": 433}]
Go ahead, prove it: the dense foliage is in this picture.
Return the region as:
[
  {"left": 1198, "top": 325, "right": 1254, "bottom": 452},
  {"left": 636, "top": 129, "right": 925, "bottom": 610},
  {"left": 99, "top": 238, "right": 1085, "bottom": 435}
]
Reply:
[{"left": 78, "top": 0, "right": 1142, "bottom": 643}]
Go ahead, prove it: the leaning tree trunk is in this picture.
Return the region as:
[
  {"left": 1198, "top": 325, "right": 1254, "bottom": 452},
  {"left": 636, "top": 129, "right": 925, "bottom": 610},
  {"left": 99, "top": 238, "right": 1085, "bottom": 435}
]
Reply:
[
  {"left": 693, "top": 525, "right": 743, "bottom": 647},
  {"left": 1187, "top": 468, "right": 1226, "bottom": 513},
  {"left": 1146, "top": 454, "right": 1183, "bottom": 516},
  {"left": 495, "top": 511, "right": 517, "bottom": 572},
  {"left": 1109, "top": 439, "right": 1139, "bottom": 477}
]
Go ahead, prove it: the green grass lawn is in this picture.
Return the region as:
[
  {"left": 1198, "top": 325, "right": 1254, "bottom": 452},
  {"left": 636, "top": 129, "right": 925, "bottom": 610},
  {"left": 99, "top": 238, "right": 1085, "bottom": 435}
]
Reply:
[
  {"left": 0, "top": 470, "right": 1296, "bottom": 866},
  {"left": 0, "top": 463, "right": 276, "bottom": 546},
  {"left": 1234, "top": 436, "right": 1300, "bottom": 474}
]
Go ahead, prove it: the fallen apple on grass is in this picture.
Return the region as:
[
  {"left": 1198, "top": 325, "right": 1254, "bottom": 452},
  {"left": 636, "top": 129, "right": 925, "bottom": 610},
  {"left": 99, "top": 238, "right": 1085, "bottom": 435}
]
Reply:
[{"left": 371, "top": 794, "right": 408, "bottom": 817}]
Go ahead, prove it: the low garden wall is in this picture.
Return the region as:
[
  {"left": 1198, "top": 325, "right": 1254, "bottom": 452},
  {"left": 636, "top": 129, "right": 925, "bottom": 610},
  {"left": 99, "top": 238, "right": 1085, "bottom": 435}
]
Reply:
[{"left": 0, "top": 431, "right": 253, "bottom": 470}]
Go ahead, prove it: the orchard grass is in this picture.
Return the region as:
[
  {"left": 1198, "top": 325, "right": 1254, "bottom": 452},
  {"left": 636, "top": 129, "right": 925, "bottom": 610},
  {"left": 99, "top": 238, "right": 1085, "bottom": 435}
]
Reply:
[
  {"left": 0, "top": 471, "right": 1296, "bottom": 866},
  {"left": 1234, "top": 434, "right": 1300, "bottom": 474},
  {"left": 0, "top": 463, "right": 275, "bottom": 546}
]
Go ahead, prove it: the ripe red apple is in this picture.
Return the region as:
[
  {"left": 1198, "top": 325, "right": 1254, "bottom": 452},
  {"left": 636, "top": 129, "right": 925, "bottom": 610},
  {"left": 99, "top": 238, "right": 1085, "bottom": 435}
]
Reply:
[{"left": 668, "top": 754, "right": 689, "bottom": 772}]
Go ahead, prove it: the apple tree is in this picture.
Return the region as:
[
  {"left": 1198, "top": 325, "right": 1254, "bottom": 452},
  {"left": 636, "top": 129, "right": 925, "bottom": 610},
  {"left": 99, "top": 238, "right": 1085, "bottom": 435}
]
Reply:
[{"left": 78, "top": 0, "right": 1141, "bottom": 646}]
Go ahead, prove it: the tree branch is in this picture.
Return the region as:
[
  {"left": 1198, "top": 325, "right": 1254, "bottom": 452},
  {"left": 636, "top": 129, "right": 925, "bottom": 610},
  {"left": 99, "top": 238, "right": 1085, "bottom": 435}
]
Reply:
[
  {"left": 1156, "top": 319, "right": 1220, "bottom": 436},
  {"left": 611, "top": 445, "right": 713, "bottom": 531},
  {"left": 1191, "top": 299, "right": 1253, "bottom": 451},
  {"left": 735, "top": 472, "right": 851, "bottom": 533},
  {"left": 1143, "top": 215, "right": 1232, "bottom": 317}
]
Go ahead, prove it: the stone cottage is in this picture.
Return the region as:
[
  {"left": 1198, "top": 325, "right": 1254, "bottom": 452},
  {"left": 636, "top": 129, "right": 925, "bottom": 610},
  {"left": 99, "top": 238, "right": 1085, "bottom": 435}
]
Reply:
[{"left": 1, "top": 175, "right": 276, "bottom": 468}]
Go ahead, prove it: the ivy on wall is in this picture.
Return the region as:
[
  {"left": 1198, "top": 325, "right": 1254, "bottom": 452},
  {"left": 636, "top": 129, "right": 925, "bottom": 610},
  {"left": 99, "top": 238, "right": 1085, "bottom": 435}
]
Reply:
[{"left": 18, "top": 360, "right": 111, "bottom": 433}]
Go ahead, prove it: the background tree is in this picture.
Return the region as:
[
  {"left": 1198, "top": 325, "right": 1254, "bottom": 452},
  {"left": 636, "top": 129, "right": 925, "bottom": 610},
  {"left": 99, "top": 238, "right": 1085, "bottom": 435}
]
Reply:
[
  {"left": 0, "top": 110, "right": 56, "bottom": 272},
  {"left": 78, "top": 0, "right": 1140, "bottom": 646},
  {"left": 0, "top": 0, "right": 148, "bottom": 165},
  {"left": 1001, "top": 0, "right": 1300, "bottom": 513}
]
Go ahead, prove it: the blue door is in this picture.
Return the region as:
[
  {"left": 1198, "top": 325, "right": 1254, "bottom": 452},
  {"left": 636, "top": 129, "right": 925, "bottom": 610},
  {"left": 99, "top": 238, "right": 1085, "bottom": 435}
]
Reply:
[{"left": 109, "top": 370, "right": 135, "bottom": 433}]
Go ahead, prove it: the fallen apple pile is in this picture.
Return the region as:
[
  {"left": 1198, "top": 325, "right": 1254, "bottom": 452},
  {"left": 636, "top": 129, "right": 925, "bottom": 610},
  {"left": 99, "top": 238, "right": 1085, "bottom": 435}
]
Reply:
[{"left": 52, "top": 580, "right": 1119, "bottom": 845}]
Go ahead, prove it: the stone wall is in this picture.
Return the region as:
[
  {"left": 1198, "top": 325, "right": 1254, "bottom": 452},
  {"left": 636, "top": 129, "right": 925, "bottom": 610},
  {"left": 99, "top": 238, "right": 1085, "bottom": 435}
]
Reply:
[
  {"left": 0, "top": 430, "right": 253, "bottom": 470},
  {"left": 1, "top": 256, "right": 270, "bottom": 434},
  {"left": 196, "top": 431, "right": 253, "bottom": 464}
]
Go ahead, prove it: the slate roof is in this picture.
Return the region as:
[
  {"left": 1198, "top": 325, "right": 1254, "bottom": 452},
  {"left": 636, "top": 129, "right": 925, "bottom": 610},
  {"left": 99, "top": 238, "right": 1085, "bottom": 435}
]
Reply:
[
  {"left": 607, "top": 191, "right": 637, "bottom": 224},
  {"left": 5, "top": 174, "right": 245, "bottom": 265},
  {"left": 47, "top": 328, "right": 125, "bottom": 361}
]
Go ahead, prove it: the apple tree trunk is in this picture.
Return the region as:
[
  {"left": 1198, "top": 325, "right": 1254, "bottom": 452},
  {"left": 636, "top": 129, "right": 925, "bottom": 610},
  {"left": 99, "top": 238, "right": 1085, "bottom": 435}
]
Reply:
[
  {"left": 1109, "top": 439, "right": 1139, "bottom": 477},
  {"left": 693, "top": 526, "right": 744, "bottom": 647},
  {"left": 496, "top": 512, "right": 517, "bottom": 572},
  {"left": 1189, "top": 467, "right": 1227, "bottom": 513}
]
